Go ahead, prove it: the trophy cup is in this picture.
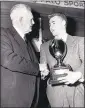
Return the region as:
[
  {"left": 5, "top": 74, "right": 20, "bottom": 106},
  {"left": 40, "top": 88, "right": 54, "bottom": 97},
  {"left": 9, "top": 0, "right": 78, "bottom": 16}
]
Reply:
[{"left": 49, "top": 39, "right": 72, "bottom": 86}]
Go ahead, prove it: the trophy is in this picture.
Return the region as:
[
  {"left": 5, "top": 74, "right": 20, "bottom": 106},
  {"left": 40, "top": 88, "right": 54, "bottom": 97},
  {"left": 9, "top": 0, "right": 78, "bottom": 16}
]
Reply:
[{"left": 49, "top": 39, "right": 72, "bottom": 86}]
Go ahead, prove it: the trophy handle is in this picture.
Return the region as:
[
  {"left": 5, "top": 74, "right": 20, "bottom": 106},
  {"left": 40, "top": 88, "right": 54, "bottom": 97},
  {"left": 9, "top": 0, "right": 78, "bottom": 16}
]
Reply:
[
  {"left": 49, "top": 39, "right": 56, "bottom": 58},
  {"left": 61, "top": 42, "right": 67, "bottom": 60},
  {"left": 66, "top": 64, "right": 73, "bottom": 71}
]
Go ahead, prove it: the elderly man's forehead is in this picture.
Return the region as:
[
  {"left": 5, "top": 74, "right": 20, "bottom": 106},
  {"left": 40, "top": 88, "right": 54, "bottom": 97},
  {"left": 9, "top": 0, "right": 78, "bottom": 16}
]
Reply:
[
  {"left": 10, "top": 4, "right": 33, "bottom": 20},
  {"left": 10, "top": 4, "right": 31, "bottom": 15}
]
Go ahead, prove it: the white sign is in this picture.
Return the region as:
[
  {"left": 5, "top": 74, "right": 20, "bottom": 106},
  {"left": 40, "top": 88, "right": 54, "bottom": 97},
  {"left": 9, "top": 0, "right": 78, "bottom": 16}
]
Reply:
[{"left": 32, "top": 0, "right": 84, "bottom": 9}]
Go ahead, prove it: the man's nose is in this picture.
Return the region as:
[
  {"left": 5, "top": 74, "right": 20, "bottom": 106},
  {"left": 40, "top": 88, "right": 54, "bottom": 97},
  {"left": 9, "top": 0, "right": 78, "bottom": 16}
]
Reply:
[
  {"left": 32, "top": 20, "right": 35, "bottom": 25},
  {"left": 50, "top": 26, "right": 53, "bottom": 31},
  {"left": 50, "top": 24, "right": 53, "bottom": 29}
]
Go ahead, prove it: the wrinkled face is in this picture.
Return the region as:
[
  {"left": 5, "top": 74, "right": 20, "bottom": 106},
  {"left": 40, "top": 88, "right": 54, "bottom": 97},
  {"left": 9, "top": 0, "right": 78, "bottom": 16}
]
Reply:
[
  {"left": 49, "top": 16, "right": 65, "bottom": 39},
  {"left": 20, "top": 11, "right": 34, "bottom": 34}
]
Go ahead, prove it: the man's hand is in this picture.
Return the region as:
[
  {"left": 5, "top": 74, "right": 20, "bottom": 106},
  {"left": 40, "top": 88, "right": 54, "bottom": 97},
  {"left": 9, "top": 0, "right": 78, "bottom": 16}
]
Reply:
[
  {"left": 54, "top": 69, "right": 83, "bottom": 85},
  {"left": 39, "top": 63, "right": 49, "bottom": 80}
]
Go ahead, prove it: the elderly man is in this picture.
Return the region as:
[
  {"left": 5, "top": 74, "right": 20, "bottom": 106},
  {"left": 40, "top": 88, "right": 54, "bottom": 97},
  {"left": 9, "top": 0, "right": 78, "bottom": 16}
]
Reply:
[{"left": 1, "top": 4, "right": 40, "bottom": 107}]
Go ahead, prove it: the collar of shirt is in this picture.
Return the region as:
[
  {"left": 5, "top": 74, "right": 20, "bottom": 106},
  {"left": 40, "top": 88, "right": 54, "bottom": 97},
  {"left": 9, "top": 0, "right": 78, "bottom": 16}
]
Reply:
[
  {"left": 62, "top": 33, "right": 68, "bottom": 42},
  {"left": 54, "top": 33, "right": 68, "bottom": 43}
]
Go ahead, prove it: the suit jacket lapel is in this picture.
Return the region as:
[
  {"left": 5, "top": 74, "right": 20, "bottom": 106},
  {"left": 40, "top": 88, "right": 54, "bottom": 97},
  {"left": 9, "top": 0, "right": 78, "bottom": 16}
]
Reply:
[
  {"left": 27, "top": 41, "right": 38, "bottom": 63},
  {"left": 66, "top": 34, "right": 75, "bottom": 47},
  {"left": 64, "top": 34, "right": 76, "bottom": 63},
  {"left": 10, "top": 27, "right": 31, "bottom": 61}
]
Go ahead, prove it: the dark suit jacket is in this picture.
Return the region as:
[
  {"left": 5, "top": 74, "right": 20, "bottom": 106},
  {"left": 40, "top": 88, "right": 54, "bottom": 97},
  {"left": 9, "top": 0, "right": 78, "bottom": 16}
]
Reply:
[{"left": 1, "top": 27, "right": 40, "bottom": 107}]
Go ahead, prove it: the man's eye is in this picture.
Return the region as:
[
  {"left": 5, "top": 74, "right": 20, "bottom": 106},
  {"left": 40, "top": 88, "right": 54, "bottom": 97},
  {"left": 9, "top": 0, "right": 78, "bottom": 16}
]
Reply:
[
  {"left": 53, "top": 22, "right": 55, "bottom": 24},
  {"left": 49, "top": 23, "right": 55, "bottom": 26}
]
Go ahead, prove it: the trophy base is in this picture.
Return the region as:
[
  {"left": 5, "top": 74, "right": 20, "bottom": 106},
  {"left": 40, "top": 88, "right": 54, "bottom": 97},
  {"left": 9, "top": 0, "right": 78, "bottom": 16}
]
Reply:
[
  {"left": 49, "top": 64, "right": 72, "bottom": 86},
  {"left": 53, "top": 63, "right": 72, "bottom": 70},
  {"left": 49, "top": 73, "right": 67, "bottom": 86}
]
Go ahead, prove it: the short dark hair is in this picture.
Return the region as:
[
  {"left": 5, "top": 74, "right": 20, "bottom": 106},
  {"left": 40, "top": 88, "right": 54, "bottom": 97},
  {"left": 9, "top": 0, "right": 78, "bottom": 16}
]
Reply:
[{"left": 48, "top": 13, "right": 67, "bottom": 23}]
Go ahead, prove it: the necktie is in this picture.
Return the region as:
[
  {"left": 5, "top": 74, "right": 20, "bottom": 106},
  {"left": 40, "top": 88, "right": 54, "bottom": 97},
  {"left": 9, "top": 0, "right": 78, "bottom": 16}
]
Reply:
[{"left": 24, "top": 36, "right": 38, "bottom": 63}]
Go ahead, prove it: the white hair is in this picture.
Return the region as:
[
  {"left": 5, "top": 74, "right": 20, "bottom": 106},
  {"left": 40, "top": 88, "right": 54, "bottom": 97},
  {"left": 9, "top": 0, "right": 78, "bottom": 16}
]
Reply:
[{"left": 10, "top": 4, "right": 31, "bottom": 21}]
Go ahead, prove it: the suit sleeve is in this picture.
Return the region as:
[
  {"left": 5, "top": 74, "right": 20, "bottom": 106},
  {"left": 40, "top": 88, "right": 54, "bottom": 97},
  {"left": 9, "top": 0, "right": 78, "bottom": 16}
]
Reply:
[
  {"left": 40, "top": 44, "right": 47, "bottom": 64},
  {"left": 1, "top": 30, "right": 39, "bottom": 76},
  {"left": 76, "top": 37, "right": 84, "bottom": 78}
]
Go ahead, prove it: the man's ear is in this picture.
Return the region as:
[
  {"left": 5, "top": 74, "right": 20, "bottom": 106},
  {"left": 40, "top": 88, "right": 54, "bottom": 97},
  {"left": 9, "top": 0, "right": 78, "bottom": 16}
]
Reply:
[{"left": 19, "top": 17, "right": 23, "bottom": 25}]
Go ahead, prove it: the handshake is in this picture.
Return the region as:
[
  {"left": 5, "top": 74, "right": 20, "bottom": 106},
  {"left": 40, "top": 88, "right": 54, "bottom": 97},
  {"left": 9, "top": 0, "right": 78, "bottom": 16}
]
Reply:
[{"left": 39, "top": 63, "right": 49, "bottom": 80}]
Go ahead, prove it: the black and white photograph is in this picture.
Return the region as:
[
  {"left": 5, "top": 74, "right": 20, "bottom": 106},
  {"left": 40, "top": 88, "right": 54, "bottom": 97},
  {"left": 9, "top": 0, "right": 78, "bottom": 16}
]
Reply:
[{"left": 0, "top": 0, "right": 84, "bottom": 107}]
